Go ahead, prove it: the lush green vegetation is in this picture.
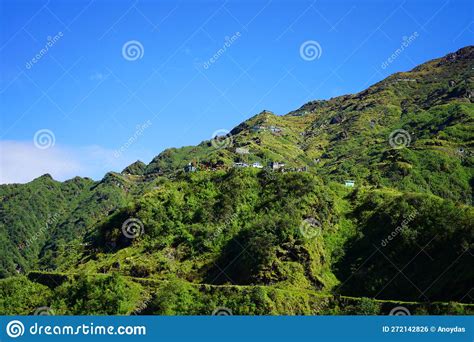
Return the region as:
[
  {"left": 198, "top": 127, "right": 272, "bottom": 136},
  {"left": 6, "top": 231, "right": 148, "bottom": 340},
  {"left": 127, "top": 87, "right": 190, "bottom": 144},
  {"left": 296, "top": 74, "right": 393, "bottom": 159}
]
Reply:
[
  {"left": 335, "top": 189, "right": 473, "bottom": 302},
  {"left": 1, "top": 273, "right": 472, "bottom": 315},
  {"left": 0, "top": 46, "right": 472, "bottom": 315}
]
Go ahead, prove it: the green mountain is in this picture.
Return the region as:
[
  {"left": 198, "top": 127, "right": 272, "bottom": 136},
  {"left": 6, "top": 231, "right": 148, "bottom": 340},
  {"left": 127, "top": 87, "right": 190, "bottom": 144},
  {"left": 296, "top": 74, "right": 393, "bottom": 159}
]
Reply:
[{"left": 1, "top": 46, "right": 473, "bottom": 315}]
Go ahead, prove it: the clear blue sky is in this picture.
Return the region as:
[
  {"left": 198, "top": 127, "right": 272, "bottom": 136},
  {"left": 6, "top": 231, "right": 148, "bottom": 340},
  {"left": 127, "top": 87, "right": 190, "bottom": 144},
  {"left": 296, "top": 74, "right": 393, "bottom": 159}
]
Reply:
[{"left": 0, "top": 0, "right": 472, "bottom": 183}]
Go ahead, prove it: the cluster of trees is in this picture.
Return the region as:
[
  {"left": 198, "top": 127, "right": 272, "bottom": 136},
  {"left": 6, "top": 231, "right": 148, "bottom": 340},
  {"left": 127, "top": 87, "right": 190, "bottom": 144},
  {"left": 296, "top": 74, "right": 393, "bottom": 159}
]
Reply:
[
  {"left": 95, "top": 169, "right": 340, "bottom": 290},
  {"left": 336, "top": 189, "right": 473, "bottom": 302}
]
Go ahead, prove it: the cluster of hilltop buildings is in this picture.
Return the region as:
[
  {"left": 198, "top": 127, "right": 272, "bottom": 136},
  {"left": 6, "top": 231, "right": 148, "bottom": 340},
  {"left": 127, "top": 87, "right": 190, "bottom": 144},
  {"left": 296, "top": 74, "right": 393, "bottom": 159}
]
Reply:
[
  {"left": 184, "top": 161, "right": 274, "bottom": 172},
  {"left": 185, "top": 161, "right": 310, "bottom": 173},
  {"left": 233, "top": 161, "right": 310, "bottom": 173},
  {"left": 228, "top": 161, "right": 291, "bottom": 171},
  {"left": 251, "top": 125, "right": 283, "bottom": 134},
  {"left": 184, "top": 161, "right": 355, "bottom": 187},
  {"left": 234, "top": 162, "right": 263, "bottom": 168},
  {"left": 233, "top": 161, "right": 287, "bottom": 169}
]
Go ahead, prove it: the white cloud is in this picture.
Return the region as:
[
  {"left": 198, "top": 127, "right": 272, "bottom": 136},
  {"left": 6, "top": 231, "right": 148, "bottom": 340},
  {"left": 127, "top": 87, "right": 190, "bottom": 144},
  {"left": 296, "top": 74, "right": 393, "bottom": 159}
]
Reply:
[{"left": 0, "top": 141, "right": 143, "bottom": 184}]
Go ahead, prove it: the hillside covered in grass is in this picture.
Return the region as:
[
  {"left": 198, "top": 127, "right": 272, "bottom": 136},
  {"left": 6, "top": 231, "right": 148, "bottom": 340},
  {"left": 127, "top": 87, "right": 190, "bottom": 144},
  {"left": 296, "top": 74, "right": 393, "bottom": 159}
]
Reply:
[{"left": 0, "top": 46, "right": 473, "bottom": 315}]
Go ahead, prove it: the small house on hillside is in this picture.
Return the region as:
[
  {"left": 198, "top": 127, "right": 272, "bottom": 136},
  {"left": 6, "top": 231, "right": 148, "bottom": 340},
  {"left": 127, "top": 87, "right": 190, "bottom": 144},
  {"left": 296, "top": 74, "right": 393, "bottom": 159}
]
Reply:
[
  {"left": 268, "top": 161, "right": 285, "bottom": 170},
  {"left": 344, "top": 180, "right": 355, "bottom": 187},
  {"left": 184, "top": 163, "right": 197, "bottom": 173},
  {"left": 235, "top": 147, "right": 250, "bottom": 154},
  {"left": 269, "top": 126, "right": 282, "bottom": 133},
  {"left": 252, "top": 125, "right": 266, "bottom": 132}
]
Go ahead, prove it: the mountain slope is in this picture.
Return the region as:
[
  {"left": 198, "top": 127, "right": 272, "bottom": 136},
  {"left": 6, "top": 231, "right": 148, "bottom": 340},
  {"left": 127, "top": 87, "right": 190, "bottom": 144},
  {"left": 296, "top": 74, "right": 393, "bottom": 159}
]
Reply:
[
  {"left": 0, "top": 46, "right": 473, "bottom": 315},
  {"left": 144, "top": 46, "right": 473, "bottom": 204}
]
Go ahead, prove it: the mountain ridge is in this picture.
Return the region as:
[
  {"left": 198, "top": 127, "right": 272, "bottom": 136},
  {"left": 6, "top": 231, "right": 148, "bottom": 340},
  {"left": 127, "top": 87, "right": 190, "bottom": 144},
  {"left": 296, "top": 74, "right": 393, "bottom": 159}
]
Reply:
[
  {"left": 19, "top": 46, "right": 473, "bottom": 185},
  {"left": 0, "top": 46, "right": 472, "bottom": 315}
]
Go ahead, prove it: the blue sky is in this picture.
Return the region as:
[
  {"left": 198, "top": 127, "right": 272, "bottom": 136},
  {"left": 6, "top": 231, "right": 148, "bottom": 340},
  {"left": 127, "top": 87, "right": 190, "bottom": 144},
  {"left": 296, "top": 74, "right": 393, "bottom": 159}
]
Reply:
[{"left": 0, "top": 0, "right": 472, "bottom": 183}]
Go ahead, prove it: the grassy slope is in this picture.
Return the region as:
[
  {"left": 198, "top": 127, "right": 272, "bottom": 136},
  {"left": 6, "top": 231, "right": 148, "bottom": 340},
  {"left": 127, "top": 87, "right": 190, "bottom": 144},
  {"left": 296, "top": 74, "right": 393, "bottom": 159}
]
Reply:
[{"left": 0, "top": 46, "right": 472, "bottom": 315}]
